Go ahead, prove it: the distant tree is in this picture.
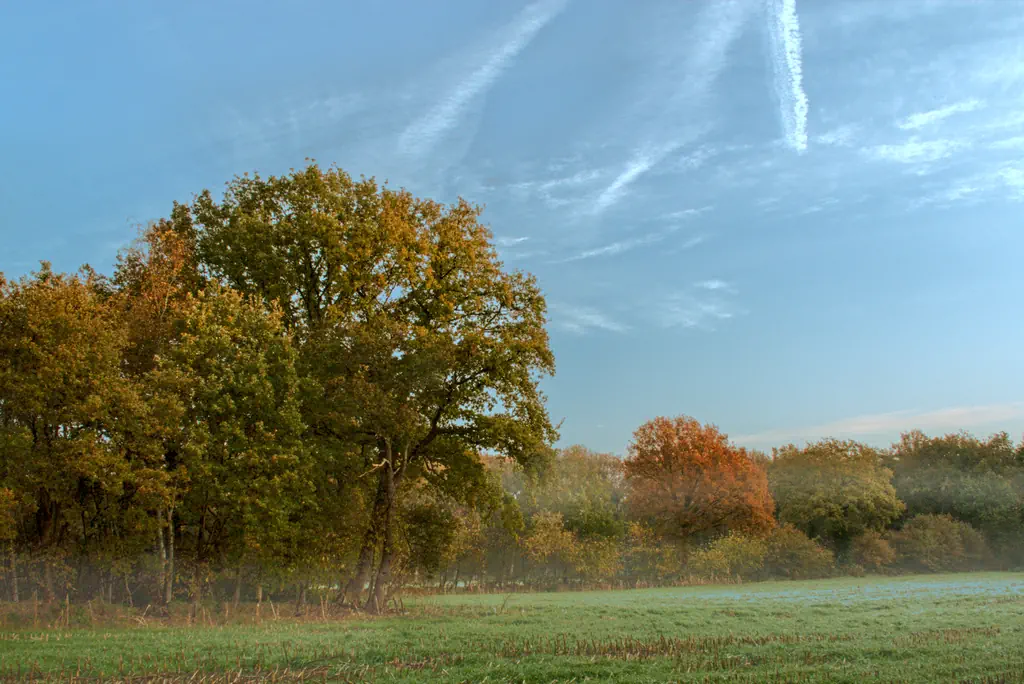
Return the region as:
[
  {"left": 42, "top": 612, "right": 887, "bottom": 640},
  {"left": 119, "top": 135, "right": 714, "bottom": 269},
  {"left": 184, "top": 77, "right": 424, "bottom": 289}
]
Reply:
[
  {"left": 522, "top": 511, "right": 579, "bottom": 581},
  {"left": 888, "top": 430, "right": 1024, "bottom": 562},
  {"left": 527, "top": 445, "right": 626, "bottom": 541},
  {"left": 623, "top": 416, "right": 775, "bottom": 545},
  {"left": 889, "top": 513, "right": 991, "bottom": 573},
  {"left": 768, "top": 439, "right": 904, "bottom": 551},
  {"left": 849, "top": 530, "right": 896, "bottom": 572},
  {"left": 761, "top": 524, "right": 835, "bottom": 579}
]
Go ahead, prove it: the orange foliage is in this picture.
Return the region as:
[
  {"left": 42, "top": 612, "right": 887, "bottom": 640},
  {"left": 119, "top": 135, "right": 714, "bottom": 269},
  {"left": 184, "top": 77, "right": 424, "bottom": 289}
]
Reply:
[{"left": 624, "top": 416, "right": 775, "bottom": 543}]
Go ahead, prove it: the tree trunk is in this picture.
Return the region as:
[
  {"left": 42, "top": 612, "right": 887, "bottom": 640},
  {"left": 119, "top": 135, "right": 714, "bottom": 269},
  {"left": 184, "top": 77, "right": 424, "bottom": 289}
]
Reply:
[
  {"left": 157, "top": 508, "right": 167, "bottom": 600},
  {"left": 294, "top": 581, "right": 307, "bottom": 617},
  {"left": 190, "top": 568, "right": 201, "bottom": 622},
  {"left": 9, "top": 549, "right": 18, "bottom": 603},
  {"left": 43, "top": 561, "right": 56, "bottom": 602},
  {"left": 366, "top": 459, "right": 401, "bottom": 614},
  {"left": 164, "top": 507, "right": 175, "bottom": 605},
  {"left": 342, "top": 459, "right": 391, "bottom": 605},
  {"left": 233, "top": 567, "right": 243, "bottom": 610}
]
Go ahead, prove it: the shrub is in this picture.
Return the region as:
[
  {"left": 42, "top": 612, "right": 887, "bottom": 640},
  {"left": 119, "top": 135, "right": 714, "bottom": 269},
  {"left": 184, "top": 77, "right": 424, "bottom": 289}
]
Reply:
[
  {"left": 688, "top": 531, "right": 767, "bottom": 580},
  {"left": 850, "top": 530, "right": 896, "bottom": 572},
  {"left": 622, "top": 522, "right": 686, "bottom": 583},
  {"left": 761, "top": 524, "right": 835, "bottom": 579},
  {"left": 522, "top": 512, "right": 580, "bottom": 570},
  {"left": 572, "top": 537, "right": 623, "bottom": 581},
  {"left": 890, "top": 514, "right": 991, "bottom": 572}
]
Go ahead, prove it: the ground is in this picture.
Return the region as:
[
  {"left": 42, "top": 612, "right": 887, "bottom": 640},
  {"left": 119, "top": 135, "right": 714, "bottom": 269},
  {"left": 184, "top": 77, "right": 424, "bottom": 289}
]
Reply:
[{"left": 2, "top": 573, "right": 1023, "bottom": 682}]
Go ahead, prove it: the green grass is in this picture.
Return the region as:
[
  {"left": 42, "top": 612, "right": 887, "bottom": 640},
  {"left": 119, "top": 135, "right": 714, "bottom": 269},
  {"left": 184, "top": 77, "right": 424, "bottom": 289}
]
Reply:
[{"left": 2, "top": 573, "right": 1024, "bottom": 682}]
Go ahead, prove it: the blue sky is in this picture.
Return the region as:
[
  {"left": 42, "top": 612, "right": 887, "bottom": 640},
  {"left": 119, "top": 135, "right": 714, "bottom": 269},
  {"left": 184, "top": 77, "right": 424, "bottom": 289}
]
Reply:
[{"left": 3, "top": 0, "right": 1024, "bottom": 454}]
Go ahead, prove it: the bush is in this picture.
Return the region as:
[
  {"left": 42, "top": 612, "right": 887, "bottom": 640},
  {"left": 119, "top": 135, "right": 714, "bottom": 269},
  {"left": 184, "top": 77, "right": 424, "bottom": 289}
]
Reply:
[
  {"left": 850, "top": 530, "right": 896, "bottom": 572},
  {"left": 622, "top": 522, "right": 686, "bottom": 583},
  {"left": 761, "top": 525, "right": 835, "bottom": 579},
  {"left": 890, "top": 514, "right": 991, "bottom": 572},
  {"left": 688, "top": 532, "right": 767, "bottom": 581},
  {"left": 572, "top": 537, "right": 623, "bottom": 581}
]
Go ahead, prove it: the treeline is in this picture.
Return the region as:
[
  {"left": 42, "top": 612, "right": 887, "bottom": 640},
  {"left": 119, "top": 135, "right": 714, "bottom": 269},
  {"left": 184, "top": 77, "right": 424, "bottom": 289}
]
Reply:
[
  {"left": 1, "top": 163, "right": 1022, "bottom": 615},
  {"left": 474, "top": 425, "right": 1024, "bottom": 591}
]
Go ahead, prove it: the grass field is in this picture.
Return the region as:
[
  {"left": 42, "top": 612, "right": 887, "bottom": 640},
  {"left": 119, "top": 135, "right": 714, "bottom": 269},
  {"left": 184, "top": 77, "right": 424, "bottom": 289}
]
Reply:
[{"left": 2, "top": 573, "right": 1023, "bottom": 682}]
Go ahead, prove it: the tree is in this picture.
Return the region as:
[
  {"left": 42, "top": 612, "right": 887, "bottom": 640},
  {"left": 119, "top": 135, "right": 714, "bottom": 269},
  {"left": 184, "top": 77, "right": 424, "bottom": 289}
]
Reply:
[
  {"left": 768, "top": 439, "right": 904, "bottom": 550},
  {"left": 179, "top": 162, "right": 557, "bottom": 611},
  {"left": 522, "top": 511, "right": 579, "bottom": 581},
  {"left": 888, "top": 430, "right": 1023, "bottom": 563},
  {"left": 521, "top": 446, "right": 626, "bottom": 541},
  {"left": 112, "top": 215, "right": 203, "bottom": 603},
  {"left": 623, "top": 416, "right": 775, "bottom": 545},
  {"left": 0, "top": 265, "right": 159, "bottom": 600},
  {"left": 889, "top": 514, "right": 991, "bottom": 573},
  {"left": 148, "top": 286, "right": 311, "bottom": 608}
]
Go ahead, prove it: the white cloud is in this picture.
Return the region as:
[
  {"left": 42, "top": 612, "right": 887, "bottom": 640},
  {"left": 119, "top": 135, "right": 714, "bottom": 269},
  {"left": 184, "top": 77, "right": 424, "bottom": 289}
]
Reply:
[
  {"left": 897, "top": 99, "right": 985, "bottom": 131},
  {"left": 587, "top": 0, "right": 755, "bottom": 215},
  {"left": 915, "top": 162, "right": 1024, "bottom": 207},
  {"left": 990, "top": 136, "right": 1024, "bottom": 151},
  {"left": 591, "top": 152, "right": 662, "bottom": 215},
  {"left": 663, "top": 206, "right": 713, "bottom": 221},
  {"left": 863, "top": 138, "right": 965, "bottom": 164},
  {"left": 913, "top": 182, "right": 982, "bottom": 208},
  {"left": 655, "top": 282, "right": 739, "bottom": 331},
  {"left": 733, "top": 402, "right": 1024, "bottom": 448},
  {"left": 509, "top": 168, "right": 605, "bottom": 210},
  {"left": 560, "top": 205, "right": 710, "bottom": 262},
  {"left": 556, "top": 306, "right": 629, "bottom": 335},
  {"left": 561, "top": 231, "right": 664, "bottom": 262},
  {"left": 495, "top": 236, "right": 530, "bottom": 246},
  {"left": 668, "top": 234, "right": 709, "bottom": 254},
  {"left": 398, "top": 0, "right": 567, "bottom": 158},
  {"left": 1000, "top": 166, "right": 1024, "bottom": 199},
  {"left": 814, "top": 124, "right": 858, "bottom": 147},
  {"left": 697, "top": 279, "right": 730, "bottom": 291}
]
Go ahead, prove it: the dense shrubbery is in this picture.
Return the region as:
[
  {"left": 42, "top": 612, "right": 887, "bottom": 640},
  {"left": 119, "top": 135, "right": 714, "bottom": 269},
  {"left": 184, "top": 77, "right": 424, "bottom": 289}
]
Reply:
[
  {"left": 762, "top": 525, "right": 836, "bottom": 579},
  {"left": 849, "top": 530, "right": 897, "bottom": 572},
  {"left": 688, "top": 532, "right": 768, "bottom": 581},
  {"left": 890, "top": 514, "right": 992, "bottom": 573},
  {"left": 1, "top": 162, "right": 1022, "bottom": 611}
]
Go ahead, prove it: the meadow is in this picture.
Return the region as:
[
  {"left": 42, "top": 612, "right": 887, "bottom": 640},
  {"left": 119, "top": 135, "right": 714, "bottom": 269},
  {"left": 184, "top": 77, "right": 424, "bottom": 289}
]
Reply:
[{"left": 2, "top": 573, "right": 1023, "bottom": 683}]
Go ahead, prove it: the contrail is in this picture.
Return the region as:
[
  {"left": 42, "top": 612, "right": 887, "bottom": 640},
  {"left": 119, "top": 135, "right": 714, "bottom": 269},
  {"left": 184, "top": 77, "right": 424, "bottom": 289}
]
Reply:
[
  {"left": 767, "top": 0, "right": 809, "bottom": 153},
  {"left": 589, "top": 0, "right": 756, "bottom": 216},
  {"left": 399, "top": 0, "right": 568, "bottom": 158}
]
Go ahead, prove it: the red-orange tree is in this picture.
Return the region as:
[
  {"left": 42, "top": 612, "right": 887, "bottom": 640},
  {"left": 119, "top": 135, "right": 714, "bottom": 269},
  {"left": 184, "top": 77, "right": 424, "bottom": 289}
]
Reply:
[{"left": 624, "top": 416, "right": 774, "bottom": 544}]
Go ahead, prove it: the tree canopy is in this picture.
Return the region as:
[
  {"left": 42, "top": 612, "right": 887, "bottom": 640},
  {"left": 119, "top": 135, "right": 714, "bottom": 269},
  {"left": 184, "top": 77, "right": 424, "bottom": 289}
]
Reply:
[
  {"left": 769, "top": 439, "right": 904, "bottom": 549},
  {"left": 623, "top": 416, "right": 775, "bottom": 544}
]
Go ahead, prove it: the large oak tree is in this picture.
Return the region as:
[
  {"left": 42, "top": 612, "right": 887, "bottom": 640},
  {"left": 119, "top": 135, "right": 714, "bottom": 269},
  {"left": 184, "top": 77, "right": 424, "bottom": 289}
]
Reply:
[{"left": 177, "top": 163, "right": 556, "bottom": 610}]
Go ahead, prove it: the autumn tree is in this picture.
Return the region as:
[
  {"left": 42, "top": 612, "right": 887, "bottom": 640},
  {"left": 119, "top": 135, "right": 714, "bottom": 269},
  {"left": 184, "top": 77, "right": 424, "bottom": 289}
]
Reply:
[
  {"left": 0, "top": 265, "right": 160, "bottom": 600},
  {"left": 178, "top": 163, "right": 556, "bottom": 611},
  {"left": 111, "top": 215, "right": 203, "bottom": 603},
  {"left": 623, "top": 416, "right": 775, "bottom": 546},
  {"left": 768, "top": 439, "right": 904, "bottom": 551}
]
